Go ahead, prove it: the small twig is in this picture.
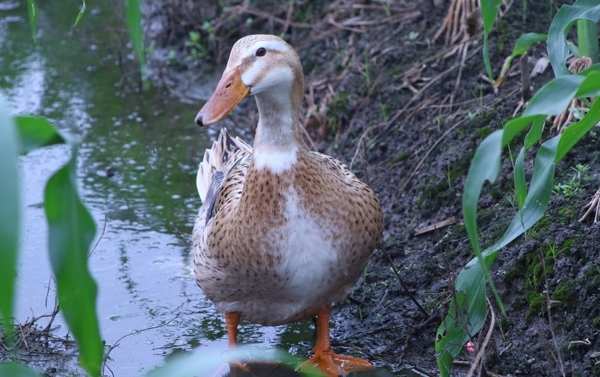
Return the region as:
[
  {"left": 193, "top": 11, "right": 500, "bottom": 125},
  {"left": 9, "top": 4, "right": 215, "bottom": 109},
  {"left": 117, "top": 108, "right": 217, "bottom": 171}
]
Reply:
[
  {"left": 580, "top": 188, "right": 600, "bottom": 222},
  {"left": 381, "top": 249, "right": 430, "bottom": 318},
  {"left": 520, "top": 54, "right": 532, "bottom": 102},
  {"left": 450, "top": 42, "right": 470, "bottom": 109},
  {"left": 41, "top": 300, "right": 60, "bottom": 334},
  {"left": 44, "top": 275, "right": 55, "bottom": 308},
  {"left": 397, "top": 117, "right": 468, "bottom": 196},
  {"left": 540, "top": 251, "right": 566, "bottom": 376},
  {"left": 89, "top": 214, "right": 108, "bottom": 257},
  {"left": 282, "top": 0, "right": 294, "bottom": 36},
  {"left": 102, "top": 314, "right": 181, "bottom": 375},
  {"left": 384, "top": 44, "right": 482, "bottom": 133},
  {"left": 18, "top": 323, "right": 31, "bottom": 352},
  {"left": 373, "top": 289, "right": 389, "bottom": 313},
  {"left": 414, "top": 217, "right": 458, "bottom": 236},
  {"left": 466, "top": 298, "right": 495, "bottom": 377}
]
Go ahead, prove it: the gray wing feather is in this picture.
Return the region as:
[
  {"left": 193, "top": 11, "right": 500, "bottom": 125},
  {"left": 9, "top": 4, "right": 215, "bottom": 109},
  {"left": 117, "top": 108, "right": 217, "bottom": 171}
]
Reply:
[{"left": 204, "top": 171, "right": 225, "bottom": 225}]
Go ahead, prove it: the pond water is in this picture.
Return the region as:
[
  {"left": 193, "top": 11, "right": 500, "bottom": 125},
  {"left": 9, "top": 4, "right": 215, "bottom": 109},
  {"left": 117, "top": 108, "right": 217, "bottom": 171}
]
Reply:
[{"left": 1, "top": 2, "right": 401, "bottom": 377}]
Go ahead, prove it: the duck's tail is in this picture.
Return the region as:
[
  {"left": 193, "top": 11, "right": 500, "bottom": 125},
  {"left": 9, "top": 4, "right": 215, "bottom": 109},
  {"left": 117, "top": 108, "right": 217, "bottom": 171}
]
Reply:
[{"left": 196, "top": 128, "right": 251, "bottom": 202}]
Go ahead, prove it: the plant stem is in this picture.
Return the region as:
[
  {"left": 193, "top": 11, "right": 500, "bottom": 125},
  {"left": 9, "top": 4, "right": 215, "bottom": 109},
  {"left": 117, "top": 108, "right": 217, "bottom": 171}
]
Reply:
[{"left": 577, "top": 19, "right": 599, "bottom": 64}]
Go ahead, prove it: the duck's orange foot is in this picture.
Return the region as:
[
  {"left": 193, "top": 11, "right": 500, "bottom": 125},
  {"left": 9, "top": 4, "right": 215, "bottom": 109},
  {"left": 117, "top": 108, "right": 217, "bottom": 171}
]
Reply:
[{"left": 297, "top": 350, "right": 375, "bottom": 377}]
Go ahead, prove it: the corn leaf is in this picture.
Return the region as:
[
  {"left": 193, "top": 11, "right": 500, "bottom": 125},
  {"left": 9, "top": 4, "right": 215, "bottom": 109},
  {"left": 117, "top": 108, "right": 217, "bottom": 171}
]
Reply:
[
  {"left": 0, "top": 364, "right": 42, "bottom": 377},
  {"left": 548, "top": 0, "right": 600, "bottom": 77},
  {"left": 74, "top": 0, "right": 87, "bottom": 27},
  {"left": 125, "top": 0, "right": 148, "bottom": 86},
  {"left": 45, "top": 147, "right": 102, "bottom": 377},
  {"left": 514, "top": 147, "right": 526, "bottom": 208},
  {"left": 15, "top": 116, "right": 67, "bottom": 154},
  {"left": 26, "top": 0, "right": 38, "bottom": 42},
  {"left": 495, "top": 33, "right": 547, "bottom": 87},
  {"left": 480, "top": 0, "right": 502, "bottom": 81},
  {"left": 0, "top": 94, "right": 19, "bottom": 339}
]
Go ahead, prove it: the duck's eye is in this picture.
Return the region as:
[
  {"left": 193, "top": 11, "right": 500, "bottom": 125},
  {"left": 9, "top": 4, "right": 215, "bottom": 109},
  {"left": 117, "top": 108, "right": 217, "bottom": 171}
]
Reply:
[{"left": 256, "top": 47, "right": 266, "bottom": 57}]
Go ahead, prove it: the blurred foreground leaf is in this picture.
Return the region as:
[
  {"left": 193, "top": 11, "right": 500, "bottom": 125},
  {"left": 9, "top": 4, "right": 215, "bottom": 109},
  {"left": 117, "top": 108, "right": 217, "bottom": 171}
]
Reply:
[
  {"left": 0, "top": 363, "right": 42, "bottom": 377},
  {"left": 145, "top": 347, "right": 322, "bottom": 377},
  {"left": 45, "top": 145, "right": 102, "bottom": 376},
  {"left": 125, "top": 0, "right": 148, "bottom": 87},
  {"left": 75, "top": 0, "right": 87, "bottom": 27},
  {"left": 15, "top": 116, "right": 66, "bottom": 154},
  {"left": 0, "top": 94, "right": 19, "bottom": 339},
  {"left": 26, "top": 0, "right": 38, "bottom": 42}
]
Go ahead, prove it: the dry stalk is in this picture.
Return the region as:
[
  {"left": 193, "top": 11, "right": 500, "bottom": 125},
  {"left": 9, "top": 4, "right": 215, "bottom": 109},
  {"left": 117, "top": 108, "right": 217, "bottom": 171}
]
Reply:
[
  {"left": 550, "top": 57, "right": 593, "bottom": 134},
  {"left": 384, "top": 43, "right": 482, "bottom": 133},
  {"left": 539, "top": 251, "right": 566, "bottom": 377},
  {"left": 434, "top": 0, "right": 480, "bottom": 45},
  {"left": 466, "top": 298, "right": 496, "bottom": 377},
  {"left": 580, "top": 188, "right": 600, "bottom": 223}
]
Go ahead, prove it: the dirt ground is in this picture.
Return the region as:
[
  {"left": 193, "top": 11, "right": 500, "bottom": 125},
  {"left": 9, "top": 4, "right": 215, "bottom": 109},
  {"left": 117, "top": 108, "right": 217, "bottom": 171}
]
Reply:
[{"left": 148, "top": 0, "right": 600, "bottom": 376}]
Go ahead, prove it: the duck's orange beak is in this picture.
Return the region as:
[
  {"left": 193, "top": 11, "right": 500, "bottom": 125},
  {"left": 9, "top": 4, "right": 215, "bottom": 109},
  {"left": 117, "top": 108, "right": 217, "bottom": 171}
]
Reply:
[{"left": 195, "top": 67, "right": 250, "bottom": 127}]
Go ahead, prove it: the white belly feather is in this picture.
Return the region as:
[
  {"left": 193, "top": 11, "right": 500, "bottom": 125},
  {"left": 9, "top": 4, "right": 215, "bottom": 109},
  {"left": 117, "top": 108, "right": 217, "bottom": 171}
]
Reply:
[{"left": 206, "top": 188, "right": 351, "bottom": 325}]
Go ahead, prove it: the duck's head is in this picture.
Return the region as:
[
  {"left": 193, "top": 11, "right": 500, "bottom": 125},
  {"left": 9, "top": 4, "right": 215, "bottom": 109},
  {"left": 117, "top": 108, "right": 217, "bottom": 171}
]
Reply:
[{"left": 195, "top": 35, "right": 304, "bottom": 127}]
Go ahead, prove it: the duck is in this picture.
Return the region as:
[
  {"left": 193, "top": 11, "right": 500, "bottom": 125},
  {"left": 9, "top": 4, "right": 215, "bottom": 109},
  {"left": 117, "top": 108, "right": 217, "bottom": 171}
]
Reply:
[{"left": 192, "top": 34, "right": 384, "bottom": 377}]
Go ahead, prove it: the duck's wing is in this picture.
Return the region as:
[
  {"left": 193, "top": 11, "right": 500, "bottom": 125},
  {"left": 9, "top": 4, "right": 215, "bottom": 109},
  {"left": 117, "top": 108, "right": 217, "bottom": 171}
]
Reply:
[{"left": 196, "top": 128, "right": 251, "bottom": 225}]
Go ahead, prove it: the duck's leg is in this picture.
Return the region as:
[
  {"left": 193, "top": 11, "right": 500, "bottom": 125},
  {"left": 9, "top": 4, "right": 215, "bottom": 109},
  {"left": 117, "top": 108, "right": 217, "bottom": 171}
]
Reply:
[
  {"left": 225, "top": 312, "right": 241, "bottom": 347},
  {"left": 226, "top": 312, "right": 255, "bottom": 376},
  {"left": 298, "top": 305, "right": 375, "bottom": 376}
]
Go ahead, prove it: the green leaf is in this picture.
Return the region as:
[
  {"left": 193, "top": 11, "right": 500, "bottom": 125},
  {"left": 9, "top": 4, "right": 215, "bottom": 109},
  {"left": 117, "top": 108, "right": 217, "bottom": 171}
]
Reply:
[
  {"left": 494, "top": 33, "right": 546, "bottom": 88},
  {"left": 514, "top": 147, "right": 526, "bottom": 208},
  {"left": 15, "top": 116, "right": 67, "bottom": 154},
  {"left": 577, "top": 19, "right": 599, "bottom": 64},
  {"left": 0, "top": 363, "right": 43, "bottom": 377},
  {"left": 522, "top": 76, "right": 584, "bottom": 116},
  {"left": 480, "top": 0, "right": 502, "bottom": 81},
  {"left": 45, "top": 148, "right": 102, "bottom": 377},
  {"left": 524, "top": 117, "right": 545, "bottom": 149},
  {"left": 573, "top": 66, "right": 600, "bottom": 98},
  {"left": 435, "top": 287, "right": 484, "bottom": 377},
  {"left": 495, "top": 33, "right": 547, "bottom": 87},
  {"left": 547, "top": 0, "right": 600, "bottom": 77},
  {"left": 125, "top": 0, "right": 148, "bottom": 87},
  {"left": 0, "top": 94, "right": 19, "bottom": 339},
  {"left": 26, "top": 0, "right": 38, "bottom": 42},
  {"left": 462, "top": 130, "right": 502, "bottom": 259},
  {"left": 557, "top": 85, "right": 600, "bottom": 161},
  {"left": 512, "top": 33, "right": 548, "bottom": 57},
  {"left": 74, "top": 0, "right": 87, "bottom": 27}
]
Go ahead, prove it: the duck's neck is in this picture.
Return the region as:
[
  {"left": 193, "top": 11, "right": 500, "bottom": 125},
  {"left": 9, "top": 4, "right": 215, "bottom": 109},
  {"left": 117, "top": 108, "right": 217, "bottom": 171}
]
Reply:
[{"left": 252, "top": 78, "right": 306, "bottom": 174}]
